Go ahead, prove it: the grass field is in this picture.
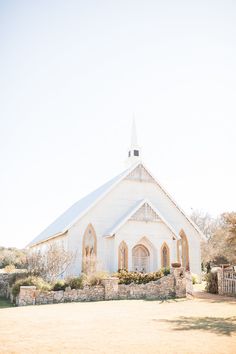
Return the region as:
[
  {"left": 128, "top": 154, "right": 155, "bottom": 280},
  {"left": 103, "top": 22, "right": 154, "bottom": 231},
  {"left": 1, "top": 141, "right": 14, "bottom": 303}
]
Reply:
[
  {"left": 0, "top": 294, "right": 235, "bottom": 354},
  {"left": 0, "top": 297, "right": 13, "bottom": 309}
]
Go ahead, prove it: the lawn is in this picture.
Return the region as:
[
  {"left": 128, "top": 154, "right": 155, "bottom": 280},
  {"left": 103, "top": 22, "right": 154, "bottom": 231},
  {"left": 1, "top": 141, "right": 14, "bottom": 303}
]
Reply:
[
  {"left": 0, "top": 295, "right": 235, "bottom": 353},
  {"left": 0, "top": 297, "right": 13, "bottom": 309}
]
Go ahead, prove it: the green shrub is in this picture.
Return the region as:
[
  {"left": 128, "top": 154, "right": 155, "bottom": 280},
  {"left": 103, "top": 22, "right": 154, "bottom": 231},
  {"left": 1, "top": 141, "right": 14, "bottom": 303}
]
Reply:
[
  {"left": 66, "top": 276, "right": 84, "bottom": 289},
  {"left": 4, "top": 264, "right": 16, "bottom": 273},
  {"left": 205, "top": 272, "right": 218, "bottom": 294},
  {"left": 161, "top": 267, "right": 170, "bottom": 276},
  {"left": 12, "top": 276, "right": 51, "bottom": 297},
  {"left": 192, "top": 275, "right": 197, "bottom": 284},
  {"left": 84, "top": 271, "right": 109, "bottom": 286},
  {"left": 114, "top": 270, "right": 163, "bottom": 285},
  {"left": 8, "top": 271, "right": 30, "bottom": 286},
  {"left": 52, "top": 280, "right": 67, "bottom": 291}
]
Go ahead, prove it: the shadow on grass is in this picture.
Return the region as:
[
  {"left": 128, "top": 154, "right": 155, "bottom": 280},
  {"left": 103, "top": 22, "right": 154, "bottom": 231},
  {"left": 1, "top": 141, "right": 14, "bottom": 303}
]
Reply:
[
  {"left": 0, "top": 297, "right": 13, "bottom": 309},
  {"left": 155, "top": 316, "right": 236, "bottom": 336},
  {"left": 193, "top": 291, "right": 236, "bottom": 305}
]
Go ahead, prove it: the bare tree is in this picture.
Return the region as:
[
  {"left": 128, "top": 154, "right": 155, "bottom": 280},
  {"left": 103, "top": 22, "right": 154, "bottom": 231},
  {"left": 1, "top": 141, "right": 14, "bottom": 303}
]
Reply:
[
  {"left": 190, "top": 210, "right": 221, "bottom": 239},
  {"left": 191, "top": 211, "right": 236, "bottom": 266},
  {"left": 27, "top": 243, "right": 75, "bottom": 282}
]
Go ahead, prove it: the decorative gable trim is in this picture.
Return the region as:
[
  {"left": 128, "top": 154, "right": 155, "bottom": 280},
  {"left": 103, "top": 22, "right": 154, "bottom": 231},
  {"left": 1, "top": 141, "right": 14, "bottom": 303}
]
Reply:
[
  {"left": 125, "top": 164, "right": 155, "bottom": 183},
  {"left": 125, "top": 163, "right": 205, "bottom": 240},
  {"left": 129, "top": 202, "right": 161, "bottom": 222},
  {"left": 104, "top": 199, "right": 180, "bottom": 240}
]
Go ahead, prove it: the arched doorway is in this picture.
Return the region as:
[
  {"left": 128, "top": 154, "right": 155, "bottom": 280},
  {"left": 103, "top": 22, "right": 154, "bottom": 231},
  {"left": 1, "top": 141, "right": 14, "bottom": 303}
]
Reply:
[{"left": 132, "top": 244, "right": 150, "bottom": 273}]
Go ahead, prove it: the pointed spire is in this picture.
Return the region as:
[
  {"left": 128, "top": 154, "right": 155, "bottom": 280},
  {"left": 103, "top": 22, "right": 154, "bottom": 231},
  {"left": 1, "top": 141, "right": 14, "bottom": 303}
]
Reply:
[
  {"left": 125, "top": 116, "right": 142, "bottom": 167},
  {"left": 131, "top": 115, "right": 138, "bottom": 147}
]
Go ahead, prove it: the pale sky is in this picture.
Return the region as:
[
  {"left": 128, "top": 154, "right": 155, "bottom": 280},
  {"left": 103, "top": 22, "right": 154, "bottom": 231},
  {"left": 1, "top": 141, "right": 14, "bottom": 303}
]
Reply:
[{"left": 0, "top": 0, "right": 235, "bottom": 248}]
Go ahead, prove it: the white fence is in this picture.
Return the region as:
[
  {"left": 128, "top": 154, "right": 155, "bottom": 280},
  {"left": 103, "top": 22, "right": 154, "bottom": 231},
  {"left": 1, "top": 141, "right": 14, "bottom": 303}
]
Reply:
[{"left": 222, "top": 269, "right": 236, "bottom": 295}]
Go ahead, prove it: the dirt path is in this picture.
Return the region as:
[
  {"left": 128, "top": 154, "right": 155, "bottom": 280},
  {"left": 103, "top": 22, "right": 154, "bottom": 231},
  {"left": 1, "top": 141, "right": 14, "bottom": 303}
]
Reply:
[{"left": 0, "top": 296, "right": 235, "bottom": 354}]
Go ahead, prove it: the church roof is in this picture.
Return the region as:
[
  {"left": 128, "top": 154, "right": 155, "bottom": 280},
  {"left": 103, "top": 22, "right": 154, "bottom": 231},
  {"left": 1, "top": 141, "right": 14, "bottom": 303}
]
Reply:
[
  {"left": 104, "top": 199, "right": 181, "bottom": 240},
  {"left": 27, "top": 165, "right": 134, "bottom": 247},
  {"left": 28, "top": 161, "right": 206, "bottom": 247}
]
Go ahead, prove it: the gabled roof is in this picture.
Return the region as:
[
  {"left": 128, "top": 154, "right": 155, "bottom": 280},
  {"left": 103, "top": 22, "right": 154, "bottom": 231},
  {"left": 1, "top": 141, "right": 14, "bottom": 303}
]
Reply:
[
  {"left": 28, "top": 161, "right": 206, "bottom": 248},
  {"left": 104, "top": 199, "right": 181, "bottom": 240},
  {"left": 27, "top": 163, "right": 138, "bottom": 247},
  {"left": 136, "top": 163, "right": 207, "bottom": 241}
]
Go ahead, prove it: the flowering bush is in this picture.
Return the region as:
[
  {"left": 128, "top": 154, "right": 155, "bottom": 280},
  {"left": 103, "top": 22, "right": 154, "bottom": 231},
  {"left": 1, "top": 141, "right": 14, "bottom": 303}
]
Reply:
[{"left": 114, "top": 270, "right": 164, "bottom": 285}]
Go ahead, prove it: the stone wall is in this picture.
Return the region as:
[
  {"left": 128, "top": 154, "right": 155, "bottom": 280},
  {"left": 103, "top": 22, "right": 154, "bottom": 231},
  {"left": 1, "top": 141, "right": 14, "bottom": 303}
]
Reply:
[
  {"left": 16, "top": 285, "right": 105, "bottom": 306},
  {"left": 15, "top": 267, "right": 187, "bottom": 306},
  {"left": 118, "top": 273, "right": 175, "bottom": 300}
]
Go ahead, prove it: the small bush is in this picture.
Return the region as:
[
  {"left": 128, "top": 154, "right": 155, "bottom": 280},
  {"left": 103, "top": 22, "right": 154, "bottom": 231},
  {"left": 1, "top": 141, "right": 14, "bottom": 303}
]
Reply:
[
  {"left": 114, "top": 270, "right": 163, "bottom": 285},
  {"left": 52, "top": 280, "right": 66, "bottom": 291},
  {"left": 192, "top": 275, "right": 197, "bottom": 284},
  {"left": 4, "top": 264, "right": 16, "bottom": 273},
  {"left": 84, "top": 272, "right": 109, "bottom": 286},
  {"left": 205, "top": 272, "right": 218, "bottom": 294},
  {"left": 66, "top": 276, "right": 84, "bottom": 289},
  {"left": 12, "top": 276, "right": 51, "bottom": 297},
  {"left": 161, "top": 267, "right": 170, "bottom": 276},
  {"left": 8, "top": 271, "right": 30, "bottom": 286}
]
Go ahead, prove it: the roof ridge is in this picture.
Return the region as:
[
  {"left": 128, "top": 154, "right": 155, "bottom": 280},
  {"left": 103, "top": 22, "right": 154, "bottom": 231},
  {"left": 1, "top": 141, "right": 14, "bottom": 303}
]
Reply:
[{"left": 27, "top": 162, "right": 140, "bottom": 247}]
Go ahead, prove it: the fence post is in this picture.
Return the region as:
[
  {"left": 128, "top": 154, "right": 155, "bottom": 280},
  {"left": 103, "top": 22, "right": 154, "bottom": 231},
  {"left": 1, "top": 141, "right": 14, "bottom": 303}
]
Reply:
[
  {"left": 173, "top": 267, "right": 186, "bottom": 298},
  {"left": 217, "top": 268, "right": 224, "bottom": 295},
  {"left": 102, "top": 277, "right": 119, "bottom": 300}
]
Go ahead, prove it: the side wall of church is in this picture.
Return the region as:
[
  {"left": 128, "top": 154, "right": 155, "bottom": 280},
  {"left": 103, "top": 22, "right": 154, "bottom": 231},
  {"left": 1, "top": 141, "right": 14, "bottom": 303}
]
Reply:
[{"left": 66, "top": 176, "right": 201, "bottom": 276}]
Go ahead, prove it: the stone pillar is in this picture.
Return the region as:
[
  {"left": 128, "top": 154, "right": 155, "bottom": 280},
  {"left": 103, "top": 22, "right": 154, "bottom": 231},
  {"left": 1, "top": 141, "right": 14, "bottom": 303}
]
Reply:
[
  {"left": 172, "top": 267, "right": 186, "bottom": 298},
  {"left": 102, "top": 277, "right": 119, "bottom": 300},
  {"left": 18, "top": 286, "right": 36, "bottom": 306},
  {"left": 217, "top": 268, "right": 224, "bottom": 295}
]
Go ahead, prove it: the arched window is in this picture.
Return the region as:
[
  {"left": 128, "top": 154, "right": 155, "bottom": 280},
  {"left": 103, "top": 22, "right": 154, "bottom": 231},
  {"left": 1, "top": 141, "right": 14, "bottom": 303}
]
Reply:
[
  {"left": 118, "top": 241, "right": 128, "bottom": 270},
  {"left": 82, "top": 224, "right": 97, "bottom": 274},
  {"left": 161, "top": 242, "right": 170, "bottom": 268},
  {"left": 177, "top": 230, "right": 190, "bottom": 270}
]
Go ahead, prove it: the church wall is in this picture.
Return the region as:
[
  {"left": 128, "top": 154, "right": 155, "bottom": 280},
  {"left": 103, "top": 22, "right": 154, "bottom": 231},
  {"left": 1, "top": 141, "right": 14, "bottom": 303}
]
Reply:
[
  {"left": 114, "top": 221, "right": 174, "bottom": 272},
  {"left": 66, "top": 176, "right": 201, "bottom": 276}
]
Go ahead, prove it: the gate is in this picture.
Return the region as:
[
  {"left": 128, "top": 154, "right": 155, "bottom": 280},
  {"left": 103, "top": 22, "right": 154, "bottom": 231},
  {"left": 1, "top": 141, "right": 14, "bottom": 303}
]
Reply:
[{"left": 223, "top": 269, "right": 236, "bottom": 295}]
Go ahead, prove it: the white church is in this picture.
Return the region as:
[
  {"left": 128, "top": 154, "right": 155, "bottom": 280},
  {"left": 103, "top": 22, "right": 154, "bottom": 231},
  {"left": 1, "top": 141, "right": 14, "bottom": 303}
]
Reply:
[{"left": 28, "top": 121, "right": 205, "bottom": 276}]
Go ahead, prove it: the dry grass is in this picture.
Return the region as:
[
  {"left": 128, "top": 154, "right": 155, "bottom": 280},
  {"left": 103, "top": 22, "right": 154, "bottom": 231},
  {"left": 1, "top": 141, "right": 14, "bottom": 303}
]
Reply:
[{"left": 0, "top": 295, "right": 235, "bottom": 354}]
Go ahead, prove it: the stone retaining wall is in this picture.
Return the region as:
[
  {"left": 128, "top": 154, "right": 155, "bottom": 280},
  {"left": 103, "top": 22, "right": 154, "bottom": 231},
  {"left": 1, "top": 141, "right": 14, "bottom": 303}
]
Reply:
[{"left": 15, "top": 267, "right": 187, "bottom": 306}]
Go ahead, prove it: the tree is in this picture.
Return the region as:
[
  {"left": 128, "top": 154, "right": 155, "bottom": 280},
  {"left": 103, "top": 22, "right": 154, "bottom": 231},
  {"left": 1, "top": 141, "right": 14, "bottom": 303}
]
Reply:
[
  {"left": 222, "top": 212, "right": 236, "bottom": 247},
  {"left": 0, "top": 247, "right": 27, "bottom": 269},
  {"left": 27, "top": 243, "right": 75, "bottom": 282},
  {"left": 190, "top": 210, "right": 221, "bottom": 239},
  {"left": 190, "top": 210, "right": 236, "bottom": 266}
]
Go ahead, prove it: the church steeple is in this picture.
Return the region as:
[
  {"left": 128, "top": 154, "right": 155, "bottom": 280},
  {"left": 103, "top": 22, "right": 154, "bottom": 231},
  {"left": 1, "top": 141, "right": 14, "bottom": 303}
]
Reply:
[{"left": 126, "top": 117, "right": 141, "bottom": 167}]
